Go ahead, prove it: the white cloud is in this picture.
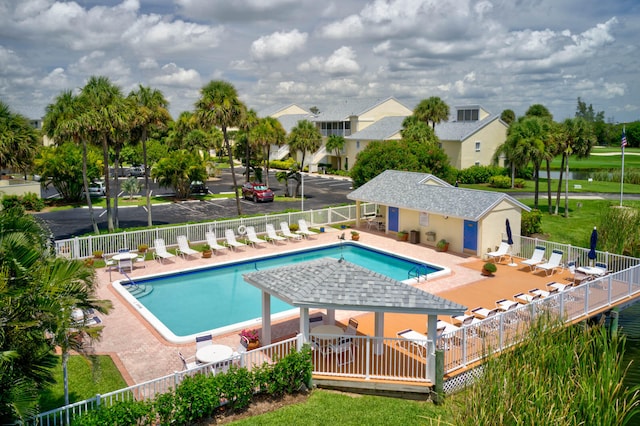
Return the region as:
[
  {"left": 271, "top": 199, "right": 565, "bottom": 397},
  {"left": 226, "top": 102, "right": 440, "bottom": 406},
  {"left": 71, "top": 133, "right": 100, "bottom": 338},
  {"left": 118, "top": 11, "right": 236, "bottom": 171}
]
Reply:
[
  {"left": 298, "top": 46, "right": 360, "bottom": 75},
  {"left": 250, "top": 30, "right": 308, "bottom": 61},
  {"left": 150, "top": 63, "right": 201, "bottom": 88}
]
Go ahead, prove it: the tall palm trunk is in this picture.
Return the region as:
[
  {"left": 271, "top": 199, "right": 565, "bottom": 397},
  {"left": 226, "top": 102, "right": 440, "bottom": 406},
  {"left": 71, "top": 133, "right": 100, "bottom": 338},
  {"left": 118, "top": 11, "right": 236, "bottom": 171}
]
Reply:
[
  {"left": 546, "top": 159, "right": 553, "bottom": 214},
  {"left": 81, "top": 139, "right": 99, "bottom": 233},
  {"left": 223, "top": 127, "right": 242, "bottom": 215},
  {"left": 554, "top": 153, "right": 567, "bottom": 215},
  {"left": 101, "top": 135, "right": 114, "bottom": 231},
  {"left": 264, "top": 146, "right": 270, "bottom": 187},
  {"left": 113, "top": 145, "right": 122, "bottom": 229},
  {"left": 142, "top": 129, "right": 152, "bottom": 227}
]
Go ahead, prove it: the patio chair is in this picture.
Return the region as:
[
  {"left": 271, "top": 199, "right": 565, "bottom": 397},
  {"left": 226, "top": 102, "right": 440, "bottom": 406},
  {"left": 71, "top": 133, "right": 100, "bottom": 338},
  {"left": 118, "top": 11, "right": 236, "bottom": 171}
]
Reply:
[
  {"left": 176, "top": 235, "right": 199, "bottom": 259},
  {"left": 265, "top": 224, "right": 287, "bottom": 245},
  {"left": 396, "top": 329, "right": 429, "bottom": 358},
  {"left": 452, "top": 313, "right": 480, "bottom": 326},
  {"left": 345, "top": 317, "right": 359, "bottom": 336},
  {"left": 224, "top": 229, "right": 247, "bottom": 251},
  {"left": 195, "top": 334, "right": 213, "bottom": 350},
  {"left": 486, "top": 241, "right": 511, "bottom": 263},
  {"left": 178, "top": 351, "right": 198, "bottom": 370},
  {"left": 496, "top": 298, "right": 523, "bottom": 311},
  {"left": 567, "top": 260, "right": 591, "bottom": 284},
  {"left": 153, "top": 238, "right": 175, "bottom": 264},
  {"left": 245, "top": 226, "right": 267, "bottom": 248},
  {"left": 134, "top": 251, "right": 146, "bottom": 268},
  {"left": 520, "top": 246, "right": 546, "bottom": 271},
  {"left": 118, "top": 257, "right": 134, "bottom": 273},
  {"left": 514, "top": 292, "right": 542, "bottom": 304},
  {"left": 529, "top": 287, "right": 557, "bottom": 298},
  {"left": 547, "top": 281, "right": 572, "bottom": 292},
  {"left": 331, "top": 336, "right": 354, "bottom": 366},
  {"left": 534, "top": 249, "right": 564, "bottom": 276},
  {"left": 296, "top": 219, "right": 318, "bottom": 238},
  {"left": 471, "top": 306, "right": 499, "bottom": 319},
  {"left": 309, "top": 315, "right": 324, "bottom": 326},
  {"left": 280, "top": 222, "right": 302, "bottom": 240},
  {"left": 436, "top": 320, "right": 460, "bottom": 350},
  {"left": 595, "top": 262, "right": 611, "bottom": 275},
  {"left": 205, "top": 231, "right": 228, "bottom": 253}
]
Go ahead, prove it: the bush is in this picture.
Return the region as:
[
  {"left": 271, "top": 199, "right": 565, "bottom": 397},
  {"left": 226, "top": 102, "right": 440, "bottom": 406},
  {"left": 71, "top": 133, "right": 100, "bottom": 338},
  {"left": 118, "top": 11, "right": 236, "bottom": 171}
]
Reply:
[
  {"left": 22, "top": 192, "right": 45, "bottom": 211},
  {"left": 457, "top": 165, "right": 507, "bottom": 184},
  {"left": 513, "top": 178, "right": 526, "bottom": 188},
  {"left": 270, "top": 158, "right": 297, "bottom": 171},
  {"left": 521, "top": 209, "right": 543, "bottom": 236},
  {"left": 1, "top": 194, "right": 21, "bottom": 210},
  {"left": 488, "top": 175, "right": 512, "bottom": 188}
]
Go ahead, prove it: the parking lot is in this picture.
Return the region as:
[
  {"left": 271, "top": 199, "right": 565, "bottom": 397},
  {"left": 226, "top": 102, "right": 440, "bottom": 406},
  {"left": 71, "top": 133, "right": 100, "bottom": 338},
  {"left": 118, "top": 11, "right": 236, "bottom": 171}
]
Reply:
[{"left": 37, "top": 170, "right": 354, "bottom": 239}]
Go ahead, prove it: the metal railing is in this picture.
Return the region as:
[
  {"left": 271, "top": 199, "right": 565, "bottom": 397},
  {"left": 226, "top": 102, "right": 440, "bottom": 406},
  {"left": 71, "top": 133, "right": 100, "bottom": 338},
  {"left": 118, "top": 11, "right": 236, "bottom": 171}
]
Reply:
[
  {"left": 54, "top": 205, "right": 367, "bottom": 260},
  {"left": 31, "top": 335, "right": 304, "bottom": 426}
]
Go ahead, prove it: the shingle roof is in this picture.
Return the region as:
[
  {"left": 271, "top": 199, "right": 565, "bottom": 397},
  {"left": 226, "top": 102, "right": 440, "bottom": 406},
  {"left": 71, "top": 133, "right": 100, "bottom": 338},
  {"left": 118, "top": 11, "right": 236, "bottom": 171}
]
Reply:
[
  {"left": 435, "top": 114, "right": 505, "bottom": 141},
  {"left": 347, "top": 170, "right": 530, "bottom": 221},
  {"left": 311, "top": 97, "right": 402, "bottom": 122},
  {"left": 345, "top": 116, "right": 406, "bottom": 141},
  {"left": 243, "top": 257, "right": 467, "bottom": 315},
  {"left": 275, "top": 114, "right": 314, "bottom": 133}
]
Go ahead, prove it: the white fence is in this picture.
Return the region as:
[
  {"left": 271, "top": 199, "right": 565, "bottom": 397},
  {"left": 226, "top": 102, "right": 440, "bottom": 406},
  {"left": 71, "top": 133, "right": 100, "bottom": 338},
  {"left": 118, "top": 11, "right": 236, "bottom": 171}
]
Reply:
[{"left": 54, "top": 204, "right": 377, "bottom": 260}]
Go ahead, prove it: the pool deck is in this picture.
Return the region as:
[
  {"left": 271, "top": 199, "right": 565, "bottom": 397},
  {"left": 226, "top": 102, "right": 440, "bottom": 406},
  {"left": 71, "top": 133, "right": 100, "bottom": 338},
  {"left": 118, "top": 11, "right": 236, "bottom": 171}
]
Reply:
[{"left": 92, "top": 226, "right": 576, "bottom": 385}]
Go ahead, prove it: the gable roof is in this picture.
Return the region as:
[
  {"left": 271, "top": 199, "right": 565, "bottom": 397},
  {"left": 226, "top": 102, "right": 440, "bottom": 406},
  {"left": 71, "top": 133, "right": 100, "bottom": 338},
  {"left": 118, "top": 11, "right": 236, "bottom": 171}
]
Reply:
[
  {"left": 312, "top": 97, "right": 407, "bottom": 122},
  {"left": 259, "top": 103, "right": 309, "bottom": 118},
  {"left": 243, "top": 257, "right": 466, "bottom": 315},
  {"left": 274, "top": 113, "right": 314, "bottom": 133},
  {"left": 345, "top": 116, "right": 406, "bottom": 141},
  {"left": 347, "top": 170, "right": 530, "bottom": 221},
  {"left": 435, "top": 114, "right": 506, "bottom": 141}
]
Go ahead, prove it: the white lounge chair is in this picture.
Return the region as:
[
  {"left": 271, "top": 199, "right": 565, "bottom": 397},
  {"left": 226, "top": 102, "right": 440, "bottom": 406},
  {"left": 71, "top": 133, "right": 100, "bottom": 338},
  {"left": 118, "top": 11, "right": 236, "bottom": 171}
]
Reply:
[
  {"left": 521, "top": 246, "right": 546, "bottom": 271},
  {"left": 534, "top": 249, "right": 564, "bottom": 276},
  {"left": 205, "top": 231, "right": 228, "bottom": 254},
  {"left": 396, "top": 328, "right": 430, "bottom": 358},
  {"left": 280, "top": 222, "right": 302, "bottom": 240},
  {"left": 296, "top": 219, "right": 318, "bottom": 239},
  {"left": 471, "top": 307, "right": 499, "bottom": 319},
  {"left": 436, "top": 320, "right": 460, "bottom": 350},
  {"left": 265, "top": 224, "right": 287, "bottom": 245},
  {"left": 486, "top": 242, "right": 511, "bottom": 263},
  {"left": 514, "top": 292, "right": 542, "bottom": 304},
  {"left": 176, "top": 235, "right": 199, "bottom": 259},
  {"left": 495, "top": 299, "right": 523, "bottom": 311},
  {"left": 245, "top": 226, "right": 266, "bottom": 247},
  {"left": 224, "top": 229, "right": 246, "bottom": 251},
  {"left": 153, "top": 238, "right": 175, "bottom": 264}
]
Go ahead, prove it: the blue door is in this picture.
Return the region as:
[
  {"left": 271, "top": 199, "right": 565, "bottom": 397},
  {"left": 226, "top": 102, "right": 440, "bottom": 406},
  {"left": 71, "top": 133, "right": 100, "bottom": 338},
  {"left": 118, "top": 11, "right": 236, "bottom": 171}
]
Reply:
[
  {"left": 463, "top": 220, "right": 478, "bottom": 252},
  {"left": 388, "top": 207, "right": 399, "bottom": 232}
]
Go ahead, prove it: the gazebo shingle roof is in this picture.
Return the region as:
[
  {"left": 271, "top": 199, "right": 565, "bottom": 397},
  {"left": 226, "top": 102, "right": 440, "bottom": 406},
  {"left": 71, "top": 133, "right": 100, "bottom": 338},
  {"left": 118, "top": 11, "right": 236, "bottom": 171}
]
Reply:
[{"left": 243, "top": 257, "right": 466, "bottom": 315}]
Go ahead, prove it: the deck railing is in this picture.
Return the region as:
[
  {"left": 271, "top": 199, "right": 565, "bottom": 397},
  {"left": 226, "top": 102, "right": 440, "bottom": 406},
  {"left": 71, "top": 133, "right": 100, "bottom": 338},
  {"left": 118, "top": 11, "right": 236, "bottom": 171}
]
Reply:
[
  {"left": 31, "top": 336, "right": 303, "bottom": 426},
  {"left": 53, "top": 204, "right": 376, "bottom": 259}
]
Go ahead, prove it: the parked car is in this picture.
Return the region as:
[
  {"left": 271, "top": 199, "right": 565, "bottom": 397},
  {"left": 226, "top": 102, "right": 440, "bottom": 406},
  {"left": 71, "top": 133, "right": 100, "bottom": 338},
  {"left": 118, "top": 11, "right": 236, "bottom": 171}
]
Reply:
[
  {"left": 190, "top": 181, "right": 209, "bottom": 194},
  {"left": 127, "top": 166, "right": 146, "bottom": 177},
  {"left": 242, "top": 182, "right": 274, "bottom": 202},
  {"left": 86, "top": 181, "right": 106, "bottom": 196}
]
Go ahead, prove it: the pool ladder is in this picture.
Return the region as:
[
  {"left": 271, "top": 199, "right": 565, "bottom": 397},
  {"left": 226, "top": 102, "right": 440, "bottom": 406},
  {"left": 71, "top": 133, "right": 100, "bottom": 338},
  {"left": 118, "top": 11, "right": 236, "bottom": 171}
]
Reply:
[
  {"left": 408, "top": 264, "right": 429, "bottom": 281},
  {"left": 121, "top": 272, "right": 149, "bottom": 296}
]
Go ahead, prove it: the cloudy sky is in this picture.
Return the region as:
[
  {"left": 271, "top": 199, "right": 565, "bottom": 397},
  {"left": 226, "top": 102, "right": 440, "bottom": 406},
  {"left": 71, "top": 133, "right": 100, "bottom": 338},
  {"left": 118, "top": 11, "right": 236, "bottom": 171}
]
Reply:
[{"left": 1, "top": 0, "right": 638, "bottom": 123}]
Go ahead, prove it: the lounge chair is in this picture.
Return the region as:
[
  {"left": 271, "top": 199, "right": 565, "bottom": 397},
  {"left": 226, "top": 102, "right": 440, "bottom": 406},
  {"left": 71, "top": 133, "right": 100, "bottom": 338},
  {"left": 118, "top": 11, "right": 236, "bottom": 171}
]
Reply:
[
  {"left": 534, "top": 249, "right": 564, "bottom": 276},
  {"left": 245, "top": 226, "right": 266, "bottom": 247},
  {"left": 296, "top": 219, "right": 318, "bottom": 238},
  {"left": 514, "top": 292, "right": 542, "bottom": 304},
  {"left": 153, "top": 238, "right": 175, "bottom": 264},
  {"left": 567, "top": 261, "right": 591, "bottom": 285},
  {"left": 280, "top": 222, "right": 302, "bottom": 240},
  {"left": 452, "top": 313, "right": 480, "bottom": 326},
  {"left": 176, "top": 235, "right": 199, "bottom": 259},
  {"left": 486, "top": 242, "right": 511, "bottom": 263},
  {"left": 436, "top": 320, "right": 460, "bottom": 350},
  {"left": 205, "top": 231, "right": 228, "bottom": 254},
  {"left": 224, "top": 229, "right": 247, "bottom": 251},
  {"left": 396, "top": 328, "right": 429, "bottom": 357},
  {"left": 529, "top": 287, "right": 557, "bottom": 298},
  {"left": 521, "top": 246, "right": 546, "bottom": 271},
  {"left": 265, "top": 224, "right": 287, "bottom": 245},
  {"left": 471, "top": 307, "right": 499, "bottom": 319},
  {"left": 496, "top": 299, "right": 523, "bottom": 311},
  {"left": 547, "top": 281, "right": 572, "bottom": 292}
]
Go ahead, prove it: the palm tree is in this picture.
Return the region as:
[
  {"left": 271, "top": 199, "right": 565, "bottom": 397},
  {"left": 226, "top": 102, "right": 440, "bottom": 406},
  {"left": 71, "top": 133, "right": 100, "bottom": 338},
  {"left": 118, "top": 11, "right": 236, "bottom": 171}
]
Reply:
[
  {"left": 0, "top": 101, "right": 39, "bottom": 179},
  {"left": 195, "top": 80, "right": 247, "bottom": 215},
  {"left": 241, "top": 109, "right": 259, "bottom": 183},
  {"left": 287, "top": 120, "right": 322, "bottom": 199},
  {"left": 128, "top": 86, "right": 171, "bottom": 227},
  {"left": 251, "top": 116, "right": 285, "bottom": 187},
  {"left": 400, "top": 115, "right": 438, "bottom": 145},
  {"left": 325, "top": 134, "right": 346, "bottom": 171},
  {"left": 43, "top": 91, "right": 100, "bottom": 234},
  {"left": 413, "top": 97, "right": 450, "bottom": 130}
]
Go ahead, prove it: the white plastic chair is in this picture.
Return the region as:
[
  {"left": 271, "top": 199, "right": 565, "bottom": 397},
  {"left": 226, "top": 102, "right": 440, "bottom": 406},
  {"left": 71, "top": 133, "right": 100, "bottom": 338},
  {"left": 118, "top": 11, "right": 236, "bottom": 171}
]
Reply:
[
  {"left": 245, "top": 226, "right": 266, "bottom": 247},
  {"left": 486, "top": 242, "right": 511, "bottom": 263},
  {"left": 153, "top": 238, "right": 175, "bottom": 264},
  {"left": 520, "top": 246, "right": 546, "bottom": 271},
  {"left": 296, "top": 219, "right": 318, "bottom": 238},
  {"left": 280, "top": 222, "right": 302, "bottom": 240},
  {"left": 176, "top": 235, "right": 199, "bottom": 259},
  {"left": 224, "top": 229, "right": 246, "bottom": 251},
  {"left": 265, "top": 224, "right": 287, "bottom": 245},
  {"left": 205, "top": 231, "right": 227, "bottom": 253},
  {"left": 534, "top": 249, "right": 564, "bottom": 276}
]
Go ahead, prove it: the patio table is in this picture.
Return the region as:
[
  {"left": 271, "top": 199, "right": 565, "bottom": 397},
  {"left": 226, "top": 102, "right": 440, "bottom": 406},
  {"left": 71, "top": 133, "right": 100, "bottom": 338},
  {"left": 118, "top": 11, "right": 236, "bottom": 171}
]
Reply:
[{"left": 196, "top": 344, "right": 234, "bottom": 364}]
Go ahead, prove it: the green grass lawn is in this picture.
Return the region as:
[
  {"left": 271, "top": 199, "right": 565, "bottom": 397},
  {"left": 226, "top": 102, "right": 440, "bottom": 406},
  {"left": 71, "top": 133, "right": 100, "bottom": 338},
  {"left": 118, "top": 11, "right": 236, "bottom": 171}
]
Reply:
[
  {"left": 549, "top": 146, "right": 640, "bottom": 169},
  {"left": 38, "top": 355, "right": 128, "bottom": 413},
  {"left": 227, "top": 390, "right": 454, "bottom": 426}
]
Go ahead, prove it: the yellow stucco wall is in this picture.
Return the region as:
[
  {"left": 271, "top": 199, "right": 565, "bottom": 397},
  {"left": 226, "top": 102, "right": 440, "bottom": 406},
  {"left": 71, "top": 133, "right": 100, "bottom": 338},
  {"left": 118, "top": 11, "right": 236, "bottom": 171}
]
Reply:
[
  {"left": 271, "top": 104, "right": 308, "bottom": 118},
  {"left": 478, "top": 200, "right": 523, "bottom": 258},
  {"left": 354, "top": 99, "right": 413, "bottom": 133},
  {"left": 440, "top": 118, "right": 507, "bottom": 169}
]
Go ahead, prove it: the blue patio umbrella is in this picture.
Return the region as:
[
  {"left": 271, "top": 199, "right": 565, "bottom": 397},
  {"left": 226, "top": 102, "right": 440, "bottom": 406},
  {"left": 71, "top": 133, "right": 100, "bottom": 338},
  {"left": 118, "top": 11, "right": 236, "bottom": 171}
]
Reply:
[
  {"left": 506, "top": 219, "right": 514, "bottom": 245},
  {"left": 588, "top": 226, "right": 598, "bottom": 260}
]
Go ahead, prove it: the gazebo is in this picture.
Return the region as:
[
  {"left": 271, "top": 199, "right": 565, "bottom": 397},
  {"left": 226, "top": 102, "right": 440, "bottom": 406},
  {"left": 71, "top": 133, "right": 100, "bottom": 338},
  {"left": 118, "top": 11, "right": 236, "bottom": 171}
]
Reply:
[{"left": 243, "top": 257, "right": 467, "bottom": 382}]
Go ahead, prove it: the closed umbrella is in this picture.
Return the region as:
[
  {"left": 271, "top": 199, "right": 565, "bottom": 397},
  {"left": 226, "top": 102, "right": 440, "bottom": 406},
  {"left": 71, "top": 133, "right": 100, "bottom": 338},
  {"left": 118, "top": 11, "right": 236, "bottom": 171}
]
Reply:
[
  {"left": 506, "top": 219, "right": 516, "bottom": 266},
  {"left": 588, "top": 226, "right": 598, "bottom": 263}
]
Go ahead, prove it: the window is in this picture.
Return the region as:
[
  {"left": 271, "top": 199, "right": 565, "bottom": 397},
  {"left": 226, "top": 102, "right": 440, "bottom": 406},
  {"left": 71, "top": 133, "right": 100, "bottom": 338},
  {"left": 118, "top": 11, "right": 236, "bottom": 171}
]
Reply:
[
  {"left": 475, "top": 142, "right": 481, "bottom": 152},
  {"left": 475, "top": 161, "right": 480, "bottom": 166},
  {"left": 356, "top": 141, "right": 360, "bottom": 149},
  {"left": 457, "top": 108, "right": 479, "bottom": 122}
]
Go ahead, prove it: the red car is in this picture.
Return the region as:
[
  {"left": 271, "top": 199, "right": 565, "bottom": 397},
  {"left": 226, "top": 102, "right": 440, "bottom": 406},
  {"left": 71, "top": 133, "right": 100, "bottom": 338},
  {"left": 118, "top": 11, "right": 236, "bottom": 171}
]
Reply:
[{"left": 242, "top": 182, "right": 274, "bottom": 202}]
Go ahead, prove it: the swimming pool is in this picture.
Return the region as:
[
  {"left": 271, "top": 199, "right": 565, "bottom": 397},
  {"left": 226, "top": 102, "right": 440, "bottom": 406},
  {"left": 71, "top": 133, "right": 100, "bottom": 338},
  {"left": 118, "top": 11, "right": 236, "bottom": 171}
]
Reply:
[{"left": 113, "top": 242, "right": 449, "bottom": 343}]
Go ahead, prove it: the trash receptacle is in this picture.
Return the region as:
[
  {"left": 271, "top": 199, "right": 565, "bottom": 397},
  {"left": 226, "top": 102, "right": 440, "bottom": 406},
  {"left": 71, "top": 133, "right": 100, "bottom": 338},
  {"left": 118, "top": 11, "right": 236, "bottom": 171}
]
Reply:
[{"left": 409, "top": 230, "right": 420, "bottom": 244}]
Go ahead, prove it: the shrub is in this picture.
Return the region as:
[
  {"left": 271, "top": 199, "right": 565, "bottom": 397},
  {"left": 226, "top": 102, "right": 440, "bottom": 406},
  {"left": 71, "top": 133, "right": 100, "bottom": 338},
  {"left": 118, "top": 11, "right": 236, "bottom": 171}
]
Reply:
[
  {"left": 513, "top": 178, "right": 526, "bottom": 188},
  {"left": 1, "top": 194, "right": 21, "bottom": 210},
  {"left": 22, "top": 192, "right": 45, "bottom": 211},
  {"left": 457, "top": 165, "right": 507, "bottom": 184},
  {"left": 482, "top": 262, "right": 497, "bottom": 273},
  {"left": 269, "top": 158, "right": 296, "bottom": 170},
  {"left": 488, "top": 175, "right": 512, "bottom": 188},
  {"left": 521, "top": 209, "right": 543, "bottom": 236}
]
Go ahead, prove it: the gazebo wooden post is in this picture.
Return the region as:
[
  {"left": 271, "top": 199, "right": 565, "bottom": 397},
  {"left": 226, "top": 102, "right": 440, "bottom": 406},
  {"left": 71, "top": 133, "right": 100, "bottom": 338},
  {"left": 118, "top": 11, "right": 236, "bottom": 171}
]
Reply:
[
  {"left": 300, "top": 308, "right": 310, "bottom": 342},
  {"left": 326, "top": 309, "right": 336, "bottom": 325},
  {"left": 261, "top": 290, "right": 272, "bottom": 345},
  {"left": 426, "top": 314, "right": 438, "bottom": 383},
  {"left": 374, "top": 312, "right": 385, "bottom": 355}
]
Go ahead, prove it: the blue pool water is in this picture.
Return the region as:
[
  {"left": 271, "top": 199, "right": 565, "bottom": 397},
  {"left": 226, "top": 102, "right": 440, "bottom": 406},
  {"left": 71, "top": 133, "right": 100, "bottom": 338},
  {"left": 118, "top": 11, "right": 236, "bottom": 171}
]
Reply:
[{"left": 125, "top": 243, "right": 444, "bottom": 339}]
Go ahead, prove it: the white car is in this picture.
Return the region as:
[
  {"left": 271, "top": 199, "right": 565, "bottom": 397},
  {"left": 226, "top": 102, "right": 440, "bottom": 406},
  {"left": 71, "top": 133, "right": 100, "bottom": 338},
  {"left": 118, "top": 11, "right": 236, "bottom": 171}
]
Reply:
[{"left": 87, "top": 181, "right": 106, "bottom": 196}]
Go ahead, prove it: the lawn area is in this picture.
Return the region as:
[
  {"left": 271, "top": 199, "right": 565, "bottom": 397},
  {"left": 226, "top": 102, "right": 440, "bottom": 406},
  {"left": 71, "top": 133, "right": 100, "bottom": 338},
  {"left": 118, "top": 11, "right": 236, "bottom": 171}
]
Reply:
[
  {"left": 549, "top": 146, "right": 640, "bottom": 170},
  {"left": 38, "top": 355, "right": 128, "bottom": 413},
  {"left": 226, "top": 390, "right": 454, "bottom": 426}
]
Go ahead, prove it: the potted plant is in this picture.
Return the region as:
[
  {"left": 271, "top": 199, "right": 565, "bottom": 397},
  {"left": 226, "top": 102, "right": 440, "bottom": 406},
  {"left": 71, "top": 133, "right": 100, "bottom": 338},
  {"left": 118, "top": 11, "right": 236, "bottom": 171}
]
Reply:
[
  {"left": 351, "top": 230, "right": 360, "bottom": 241},
  {"left": 92, "top": 250, "right": 103, "bottom": 259},
  {"left": 202, "top": 244, "right": 212, "bottom": 258},
  {"left": 240, "top": 329, "right": 260, "bottom": 350},
  {"left": 436, "top": 239, "right": 449, "bottom": 252},
  {"left": 397, "top": 230, "right": 409, "bottom": 242},
  {"left": 137, "top": 244, "right": 149, "bottom": 253},
  {"left": 481, "top": 262, "right": 497, "bottom": 276}
]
